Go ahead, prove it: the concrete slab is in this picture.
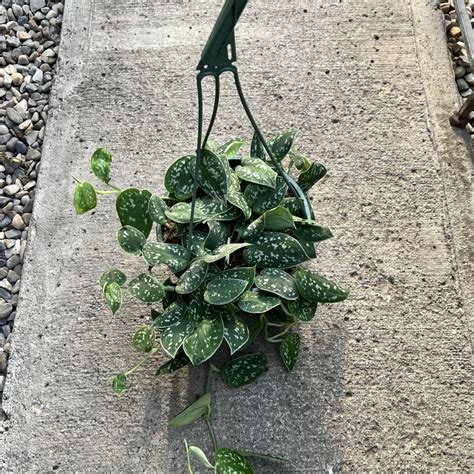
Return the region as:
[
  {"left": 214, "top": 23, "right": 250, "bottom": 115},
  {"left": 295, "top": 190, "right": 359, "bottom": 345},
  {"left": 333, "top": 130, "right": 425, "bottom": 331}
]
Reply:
[{"left": 2, "top": 0, "right": 473, "bottom": 471}]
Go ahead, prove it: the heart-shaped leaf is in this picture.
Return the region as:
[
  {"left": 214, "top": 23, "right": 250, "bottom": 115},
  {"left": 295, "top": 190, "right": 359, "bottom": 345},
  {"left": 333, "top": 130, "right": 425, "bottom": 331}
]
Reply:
[
  {"left": 197, "top": 149, "right": 228, "bottom": 200},
  {"left": 238, "top": 215, "right": 265, "bottom": 241},
  {"left": 205, "top": 221, "right": 231, "bottom": 251},
  {"left": 104, "top": 282, "right": 122, "bottom": 315},
  {"left": 281, "top": 197, "right": 302, "bottom": 215},
  {"left": 281, "top": 297, "right": 317, "bottom": 322},
  {"left": 263, "top": 206, "right": 295, "bottom": 231},
  {"left": 228, "top": 173, "right": 251, "bottom": 219},
  {"left": 148, "top": 194, "right": 169, "bottom": 225},
  {"left": 243, "top": 232, "right": 310, "bottom": 269},
  {"left": 270, "top": 130, "right": 297, "bottom": 161},
  {"left": 221, "top": 353, "right": 267, "bottom": 388},
  {"left": 74, "top": 181, "right": 97, "bottom": 215},
  {"left": 128, "top": 273, "right": 165, "bottom": 303},
  {"left": 216, "top": 449, "right": 254, "bottom": 474},
  {"left": 117, "top": 225, "right": 146, "bottom": 255},
  {"left": 183, "top": 231, "right": 208, "bottom": 257},
  {"left": 132, "top": 326, "right": 156, "bottom": 352},
  {"left": 156, "top": 350, "right": 190, "bottom": 375},
  {"left": 238, "top": 291, "right": 280, "bottom": 314},
  {"left": 280, "top": 332, "right": 300, "bottom": 371},
  {"left": 183, "top": 313, "right": 224, "bottom": 365},
  {"left": 112, "top": 373, "right": 127, "bottom": 394},
  {"left": 197, "top": 197, "right": 231, "bottom": 218},
  {"left": 255, "top": 268, "right": 298, "bottom": 300},
  {"left": 153, "top": 301, "right": 188, "bottom": 328},
  {"left": 222, "top": 312, "right": 249, "bottom": 354},
  {"left": 116, "top": 188, "right": 153, "bottom": 237},
  {"left": 165, "top": 155, "right": 196, "bottom": 199},
  {"left": 217, "top": 139, "right": 243, "bottom": 157},
  {"left": 297, "top": 162, "right": 327, "bottom": 192},
  {"left": 294, "top": 266, "right": 349, "bottom": 303},
  {"left": 188, "top": 285, "right": 214, "bottom": 324},
  {"left": 169, "top": 392, "right": 211, "bottom": 427},
  {"left": 250, "top": 131, "right": 265, "bottom": 159},
  {"left": 90, "top": 148, "right": 112, "bottom": 183},
  {"left": 205, "top": 278, "right": 248, "bottom": 305},
  {"left": 244, "top": 176, "right": 288, "bottom": 214},
  {"left": 176, "top": 259, "right": 208, "bottom": 294},
  {"left": 99, "top": 268, "right": 126, "bottom": 289},
  {"left": 160, "top": 320, "right": 195, "bottom": 358},
  {"left": 215, "top": 266, "right": 255, "bottom": 291},
  {"left": 235, "top": 157, "right": 277, "bottom": 188},
  {"left": 203, "top": 243, "right": 251, "bottom": 264},
  {"left": 142, "top": 242, "right": 189, "bottom": 273},
  {"left": 165, "top": 202, "right": 206, "bottom": 224},
  {"left": 214, "top": 206, "right": 242, "bottom": 221},
  {"left": 294, "top": 221, "right": 333, "bottom": 242}
]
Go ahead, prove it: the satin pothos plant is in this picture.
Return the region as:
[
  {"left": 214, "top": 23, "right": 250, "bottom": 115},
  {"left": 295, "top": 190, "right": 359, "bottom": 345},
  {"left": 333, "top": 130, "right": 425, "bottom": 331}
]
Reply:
[{"left": 73, "top": 130, "right": 349, "bottom": 473}]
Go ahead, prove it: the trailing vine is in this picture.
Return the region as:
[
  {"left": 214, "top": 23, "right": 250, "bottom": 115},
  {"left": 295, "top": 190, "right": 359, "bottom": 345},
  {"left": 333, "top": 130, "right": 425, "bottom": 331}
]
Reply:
[{"left": 73, "top": 131, "right": 349, "bottom": 472}]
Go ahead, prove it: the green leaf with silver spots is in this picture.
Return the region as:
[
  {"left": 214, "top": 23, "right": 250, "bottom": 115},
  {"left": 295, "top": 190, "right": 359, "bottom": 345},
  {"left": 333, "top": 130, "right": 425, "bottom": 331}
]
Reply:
[
  {"left": 281, "top": 197, "right": 302, "bottom": 215},
  {"left": 205, "top": 278, "right": 248, "bottom": 305},
  {"left": 250, "top": 131, "right": 265, "bottom": 159},
  {"left": 281, "top": 297, "right": 317, "bottom": 322},
  {"left": 197, "top": 148, "right": 228, "bottom": 200},
  {"left": 183, "top": 314, "right": 224, "bottom": 365},
  {"left": 89, "top": 148, "right": 112, "bottom": 184},
  {"left": 116, "top": 188, "right": 153, "bottom": 237},
  {"left": 112, "top": 373, "right": 127, "bottom": 394},
  {"left": 270, "top": 130, "right": 297, "bottom": 161},
  {"left": 294, "top": 266, "right": 349, "bottom": 303},
  {"left": 205, "top": 221, "right": 231, "bottom": 251},
  {"left": 160, "top": 320, "right": 195, "bottom": 358},
  {"left": 156, "top": 351, "right": 190, "bottom": 375},
  {"left": 297, "top": 162, "right": 327, "bottom": 192},
  {"left": 148, "top": 194, "right": 169, "bottom": 225},
  {"left": 238, "top": 215, "right": 264, "bottom": 241},
  {"left": 183, "top": 231, "right": 208, "bottom": 257},
  {"left": 74, "top": 181, "right": 97, "bottom": 215},
  {"left": 128, "top": 273, "right": 165, "bottom": 304},
  {"left": 255, "top": 268, "right": 298, "bottom": 300},
  {"left": 117, "top": 225, "right": 146, "bottom": 255},
  {"left": 228, "top": 173, "right": 251, "bottom": 219},
  {"left": 153, "top": 301, "right": 188, "bottom": 328},
  {"left": 165, "top": 202, "right": 206, "bottom": 224},
  {"left": 216, "top": 449, "right": 255, "bottom": 474},
  {"left": 132, "top": 326, "right": 156, "bottom": 352},
  {"left": 188, "top": 285, "right": 214, "bottom": 324},
  {"left": 99, "top": 268, "right": 126, "bottom": 289},
  {"left": 169, "top": 392, "right": 211, "bottom": 428},
  {"left": 215, "top": 266, "right": 255, "bottom": 291},
  {"left": 203, "top": 243, "right": 251, "bottom": 264},
  {"left": 176, "top": 259, "right": 208, "bottom": 294},
  {"left": 235, "top": 157, "right": 277, "bottom": 188},
  {"left": 243, "top": 232, "right": 310, "bottom": 269},
  {"left": 104, "top": 282, "right": 122, "bottom": 315},
  {"left": 294, "top": 221, "right": 333, "bottom": 242},
  {"left": 217, "top": 138, "right": 243, "bottom": 157},
  {"left": 164, "top": 155, "right": 196, "bottom": 199},
  {"left": 142, "top": 242, "right": 189, "bottom": 273},
  {"left": 280, "top": 332, "right": 300, "bottom": 371},
  {"left": 221, "top": 353, "right": 267, "bottom": 389},
  {"left": 244, "top": 176, "right": 288, "bottom": 214},
  {"left": 238, "top": 291, "right": 280, "bottom": 314},
  {"left": 222, "top": 312, "right": 249, "bottom": 355}
]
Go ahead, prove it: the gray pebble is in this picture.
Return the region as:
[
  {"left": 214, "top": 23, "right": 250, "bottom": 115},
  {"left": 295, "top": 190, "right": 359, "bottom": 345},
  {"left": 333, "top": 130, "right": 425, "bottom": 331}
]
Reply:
[
  {"left": 3, "top": 184, "right": 19, "bottom": 196},
  {"left": 0, "top": 302, "right": 12, "bottom": 321},
  {"left": 0, "top": 125, "right": 9, "bottom": 135},
  {"left": 6, "top": 107, "right": 22, "bottom": 125}
]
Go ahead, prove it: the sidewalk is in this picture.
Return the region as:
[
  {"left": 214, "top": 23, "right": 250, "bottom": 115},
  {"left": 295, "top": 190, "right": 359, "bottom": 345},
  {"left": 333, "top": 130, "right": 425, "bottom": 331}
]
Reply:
[{"left": 2, "top": 0, "right": 473, "bottom": 471}]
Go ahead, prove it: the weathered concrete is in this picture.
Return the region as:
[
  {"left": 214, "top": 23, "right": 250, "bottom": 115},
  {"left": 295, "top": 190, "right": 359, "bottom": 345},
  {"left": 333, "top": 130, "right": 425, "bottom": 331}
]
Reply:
[{"left": 1, "top": 0, "right": 473, "bottom": 471}]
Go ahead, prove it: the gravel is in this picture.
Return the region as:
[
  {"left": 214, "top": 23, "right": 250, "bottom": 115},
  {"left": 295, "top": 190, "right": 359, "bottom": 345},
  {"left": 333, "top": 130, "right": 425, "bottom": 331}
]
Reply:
[
  {"left": 0, "top": 0, "right": 64, "bottom": 419},
  {"left": 443, "top": 1, "right": 474, "bottom": 134}
]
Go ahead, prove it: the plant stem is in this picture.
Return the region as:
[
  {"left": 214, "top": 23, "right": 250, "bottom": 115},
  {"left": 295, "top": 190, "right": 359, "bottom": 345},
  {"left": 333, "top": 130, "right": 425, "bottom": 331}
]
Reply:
[
  {"left": 204, "top": 364, "right": 219, "bottom": 453},
  {"left": 124, "top": 348, "right": 158, "bottom": 376},
  {"left": 95, "top": 189, "right": 121, "bottom": 195}
]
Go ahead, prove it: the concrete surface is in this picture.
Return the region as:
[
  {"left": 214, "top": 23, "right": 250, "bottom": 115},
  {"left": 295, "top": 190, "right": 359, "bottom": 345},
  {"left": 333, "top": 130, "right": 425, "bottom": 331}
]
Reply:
[{"left": 1, "top": 0, "right": 473, "bottom": 471}]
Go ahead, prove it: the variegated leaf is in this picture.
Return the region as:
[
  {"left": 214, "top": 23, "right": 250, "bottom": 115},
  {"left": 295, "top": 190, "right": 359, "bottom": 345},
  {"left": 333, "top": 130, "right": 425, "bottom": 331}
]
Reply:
[
  {"left": 153, "top": 301, "right": 188, "bottom": 328},
  {"left": 281, "top": 297, "right": 317, "bottom": 322},
  {"left": 270, "top": 130, "right": 297, "bottom": 161},
  {"left": 235, "top": 157, "right": 277, "bottom": 188},
  {"left": 280, "top": 332, "right": 300, "bottom": 371},
  {"left": 116, "top": 188, "right": 153, "bottom": 237},
  {"left": 197, "top": 148, "right": 228, "bottom": 200},
  {"left": 243, "top": 232, "right": 310, "bottom": 269},
  {"left": 215, "top": 449, "right": 254, "bottom": 474},
  {"left": 188, "top": 284, "right": 214, "bottom": 324},
  {"left": 294, "top": 266, "right": 349, "bottom": 303},
  {"left": 228, "top": 173, "right": 251, "bottom": 219},
  {"left": 142, "top": 242, "right": 189, "bottom": 273},
  {"left": 128, "top": 273, "right": 164, "bottom": 304},
  {"left": 255, "top": 268, "right": 298, "bottom": 300},
  {"left": 214, "top": 266, "right": 255, "bottom": 291},
  {"left": 294, "top": 221, "right": 333, "bottom": 242},
  {"left": 183, "top": 313, "right": 224, "bottom": 365},
  {"left": 165, "top": 202, "right": 206, "bottom": 224},
  {"left": 205, "top": 221, "right": 231, "bottom": 251},
  {"left": 99, "top": 268, "right": 126, "bottom": 289},
  {"left": 297, "top": 162, "right": 327, "bottom": 192},
  {"left": 160, "top": 320, "right": 195, "bottom": 358},
  {"left": 90, "top": 148, "right": 112, "bottom": 184},
  {"left": 243, "top": 176, "right": 288, "bottom": 214},
  {"left": 148, "top": 194, "right": 169, "bottom": 225},
  {"left": 74, "top": 182, "right": 97, "bottom": 215},
  {"left": 217, "top": 138, "right": 243, "bottom": 157},
  {"left": 156, "top": 350, "right": 190, "bottom": 375},
  {"left": 175, "top": 259, "right": 208, "bottom": 294},
  {"left": 221, "top": 353, "right": 267, "bottom": 388},
  {"left": 238, "top": 291, "right": 280, "bottom": 314},
  {"left": 104, "top": 282, "right": 122, "bottom": 315},
  {"left": 117, "top": 225, "right": 146, "bottom": 255},
  {"left": 204, "top": 278, "right": 248, "bottom": 305},
  {"left": 132, "top": 326, "right": 156, "bottom": 352},
  {"left": 222, "top": 312, "right": 249, "bottom": 354},
  {"left": 164, "top": 155, "right": 196, "bottom": 199},
  {"left": 263, "top": 206, "right": 295, "bottom": 231},
  {"left": 238, "top": 215, "right": 265, "bottom": 241},
  {"left": 203, "top": 243, "right": 251, "bottom": 264},
  {"left": 250, "top": 130, "right": 265, "bottom": 159}
]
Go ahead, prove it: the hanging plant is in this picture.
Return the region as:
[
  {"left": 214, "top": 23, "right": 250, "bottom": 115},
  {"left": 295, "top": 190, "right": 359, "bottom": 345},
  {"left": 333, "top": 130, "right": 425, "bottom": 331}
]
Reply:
[{"left": 73, "top": 131, "right": 349, "bottom": 472}]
